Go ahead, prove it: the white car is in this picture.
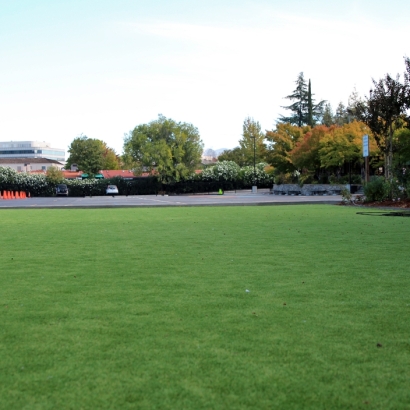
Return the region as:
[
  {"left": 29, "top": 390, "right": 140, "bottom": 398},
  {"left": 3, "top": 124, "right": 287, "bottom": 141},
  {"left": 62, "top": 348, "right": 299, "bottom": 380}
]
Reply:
[{"left": 106, "top": 185, "right": 119, "bottom": 196}]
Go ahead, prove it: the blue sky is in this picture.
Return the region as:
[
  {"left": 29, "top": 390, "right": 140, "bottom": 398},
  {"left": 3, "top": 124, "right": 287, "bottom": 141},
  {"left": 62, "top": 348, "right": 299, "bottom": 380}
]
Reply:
[{"left": 0, "top": 0, "right": 409, "bottom": 156}]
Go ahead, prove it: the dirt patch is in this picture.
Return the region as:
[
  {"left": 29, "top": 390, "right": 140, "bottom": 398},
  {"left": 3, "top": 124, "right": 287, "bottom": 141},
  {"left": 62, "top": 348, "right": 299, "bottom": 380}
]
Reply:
[{"left": 362, "top": 198, "right": 410, "bottom": 208}]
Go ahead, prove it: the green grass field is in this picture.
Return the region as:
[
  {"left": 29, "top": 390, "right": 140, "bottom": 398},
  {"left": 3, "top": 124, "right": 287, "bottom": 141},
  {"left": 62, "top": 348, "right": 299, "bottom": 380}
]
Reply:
[{"left": 1, "top": 205, "right": 409, "bottom": 409}]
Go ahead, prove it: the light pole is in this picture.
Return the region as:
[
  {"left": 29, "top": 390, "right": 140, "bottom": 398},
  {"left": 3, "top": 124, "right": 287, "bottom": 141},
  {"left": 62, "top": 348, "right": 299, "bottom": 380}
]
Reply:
[{"left": 251, "top": 136, "right": 256, "bottom": 193}]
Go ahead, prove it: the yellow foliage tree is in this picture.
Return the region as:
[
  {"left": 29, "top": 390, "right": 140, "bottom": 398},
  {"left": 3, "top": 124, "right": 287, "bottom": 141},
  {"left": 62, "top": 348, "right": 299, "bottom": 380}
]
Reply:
[
  {"left": 319, "top": 121, "right": 378, "bottom": 169},
  {"left": 265, "top": 123, "right": 310, "bottom": 173},
  {"left": 45, "top": 166, "right": 64, "bottom": 185},
  {"left": 102, "top": 144, "right": 121, "bottom": 170}
]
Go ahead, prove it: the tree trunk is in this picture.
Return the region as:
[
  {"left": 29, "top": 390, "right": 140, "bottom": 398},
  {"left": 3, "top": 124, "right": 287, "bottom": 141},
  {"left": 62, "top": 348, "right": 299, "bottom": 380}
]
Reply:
[
  {"left": 307, "top": 80, "right": 313, "bottom": 126},
  {"left": 384, "top": 152, "right": 388, "bottom": 179}
]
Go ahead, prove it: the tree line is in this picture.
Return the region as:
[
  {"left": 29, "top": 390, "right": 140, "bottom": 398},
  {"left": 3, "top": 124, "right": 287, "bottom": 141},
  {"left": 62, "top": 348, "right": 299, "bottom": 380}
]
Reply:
[
  {"left": 220, "top": 60, "right": 410, "bottom": 186},
  {"left": 66, "top": 58, "right": 410, "bottom": 191}
]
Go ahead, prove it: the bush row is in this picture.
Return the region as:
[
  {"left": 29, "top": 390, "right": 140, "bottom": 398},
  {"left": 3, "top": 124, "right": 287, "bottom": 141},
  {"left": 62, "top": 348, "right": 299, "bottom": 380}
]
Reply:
[{"left": 0, "top": 163, "right": 274, "bottom": 197}]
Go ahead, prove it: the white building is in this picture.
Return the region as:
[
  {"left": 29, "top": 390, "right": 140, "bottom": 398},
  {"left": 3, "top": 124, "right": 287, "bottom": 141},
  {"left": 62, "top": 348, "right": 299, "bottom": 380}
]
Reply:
[
  {"left": 0, "top": 141, "right": 65, "bottom": 162},
  {"left": 0, "top": 158, "right": 64, "bottom": 172}
]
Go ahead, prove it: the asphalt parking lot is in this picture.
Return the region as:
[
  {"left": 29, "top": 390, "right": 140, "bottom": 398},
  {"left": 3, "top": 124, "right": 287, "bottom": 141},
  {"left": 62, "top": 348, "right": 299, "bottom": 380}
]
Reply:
[{"left": 0, "top": 190, "right": 342, "bottom": 209}]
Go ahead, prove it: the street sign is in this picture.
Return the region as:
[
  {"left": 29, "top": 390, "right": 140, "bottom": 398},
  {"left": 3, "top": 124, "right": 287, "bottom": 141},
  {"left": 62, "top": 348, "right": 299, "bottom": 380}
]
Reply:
[{"left": 363, "top": 134, "right": 369, "bottom": 157}]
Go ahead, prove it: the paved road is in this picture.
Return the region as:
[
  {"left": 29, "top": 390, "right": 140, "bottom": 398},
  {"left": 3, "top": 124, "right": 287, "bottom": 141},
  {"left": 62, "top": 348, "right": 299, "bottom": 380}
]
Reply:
[{"left": 0, "top": 190, "right": 342, "bottom": 209}]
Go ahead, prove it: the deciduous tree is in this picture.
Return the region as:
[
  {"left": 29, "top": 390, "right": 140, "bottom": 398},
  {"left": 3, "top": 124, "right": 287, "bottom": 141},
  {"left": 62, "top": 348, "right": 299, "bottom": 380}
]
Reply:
[
  {"left": 218, "top": 147, "right": 248, "bottom": 167},
  {"left": 394, "top": 127, "right": 410, "bottom": 166},
  {"left": 123, "top": 115, "right": 203, "bottom": 183},
  {"left": 290, "top": 125, "right": 329, "bottom": 175},
  {"left": 101, "top": 143, "right": 120, "bottom": 170},
  {"left": 319, "top": 121, "right": 377, "bottom": 170},
  {"left": 353, "top": 68, "right": 409, "bottom": 179},
  {"left": 66, "top": 135, "right": 105, "bottom": 176},
  {"left": 265, "top": 123, "right": 309, "bottom": 173},
  {"left": 45, "top": 166, "right": 64, "bottom": 185},
  {"left": 239, "top": 117, "right": 266, "bottom": 165}
]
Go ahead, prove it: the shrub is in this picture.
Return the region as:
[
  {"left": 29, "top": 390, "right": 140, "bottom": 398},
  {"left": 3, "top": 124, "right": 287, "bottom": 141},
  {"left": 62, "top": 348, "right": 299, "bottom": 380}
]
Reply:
[
  {"left": 340, "top": 188, "right": 352, "bottom": 203},
  {"left": 274, "top": 173, "right": 285, "bottom": 185},
  {"left": 351, "top": 174, "right": 363, "bottom": 184},
  {"left": 364, "top": 177, "right": 389, "bottom": 202},
  {"left": 200, "top": 161, "right": 240, "bottom": 183},
  {"left": 274, "top": 172, "right": 295, "bottom": 185},
  {"left": 239, "top": 163, "right": 273, "bottom": 187},
  {"left": 364, "top": 178, "right": 405, "bottom": 202},
  {"left": 385, "top": 179, "right": 405, "bottom": 201},
  {"left": 0, "top": 166, "right": 161, "bottom": 197},
  {"left": 46, "top": 166, "right": 64, "bottom": 185},
  {"left": 299, "top": 171, "right": 314, "bottom": 185},
  {"left": 0, "top": 167, "right": 52, "bottom": 196}
]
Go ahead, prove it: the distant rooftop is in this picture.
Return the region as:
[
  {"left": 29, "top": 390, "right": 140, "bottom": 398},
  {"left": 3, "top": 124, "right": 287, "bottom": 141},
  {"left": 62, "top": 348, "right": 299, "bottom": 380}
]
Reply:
[
  {"left": 0, "top": 157, "right": 63, "bottom": 165},
  {"left": 0, "top": 140, "right": 65, "bottom": 162},
  {"left": 0, "top": 140, "right": 59, "bottom": 149}
]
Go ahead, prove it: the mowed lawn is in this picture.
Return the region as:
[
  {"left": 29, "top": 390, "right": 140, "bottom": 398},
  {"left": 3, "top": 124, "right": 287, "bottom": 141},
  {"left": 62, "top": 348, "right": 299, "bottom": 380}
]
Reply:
[{"left": 0, "top": 205, "right": 409, "bottom": 409}]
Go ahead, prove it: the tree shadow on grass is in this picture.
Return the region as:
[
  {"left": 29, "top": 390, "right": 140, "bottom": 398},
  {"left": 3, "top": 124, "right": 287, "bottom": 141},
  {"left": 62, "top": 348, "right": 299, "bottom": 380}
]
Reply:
[{"left": 357, "top": 211, "right": 410, "bottom": 217}]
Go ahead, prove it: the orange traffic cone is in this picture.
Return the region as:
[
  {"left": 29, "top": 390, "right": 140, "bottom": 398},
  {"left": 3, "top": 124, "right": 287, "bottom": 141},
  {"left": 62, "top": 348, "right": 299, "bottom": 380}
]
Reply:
[
  {"left": 15, "top": 191, "right": 20, "bottom": 199},
  {"left": 5, "top": 191, "right": 10, "bottom": 199},
  {"left": 21, "top": 191, "right": 26, "bottom": 199}
]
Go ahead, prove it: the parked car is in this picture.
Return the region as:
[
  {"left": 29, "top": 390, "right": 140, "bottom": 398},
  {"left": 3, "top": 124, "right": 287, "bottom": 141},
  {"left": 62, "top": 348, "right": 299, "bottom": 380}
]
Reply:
[
  {"left": 56, "top": 184, "right": 68, "bottom": 196},
  {"left": 106, "top": 185, "right": 119, "bottom": 196}
]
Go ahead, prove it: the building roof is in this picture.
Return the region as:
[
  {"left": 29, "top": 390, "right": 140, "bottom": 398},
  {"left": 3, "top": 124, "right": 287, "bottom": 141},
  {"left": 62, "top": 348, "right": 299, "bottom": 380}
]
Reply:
[
  {"left": 62, "top": 170, "right": 83, "bottom": 179},
  {"left": 0, "top": 157, "right": 63, "bottom": 165},
  {"left": 61, "top": 170, "right": 152, "bottom": 179},
  {"left": 100, "top": 170, "right": 136, "bottom": 179}
]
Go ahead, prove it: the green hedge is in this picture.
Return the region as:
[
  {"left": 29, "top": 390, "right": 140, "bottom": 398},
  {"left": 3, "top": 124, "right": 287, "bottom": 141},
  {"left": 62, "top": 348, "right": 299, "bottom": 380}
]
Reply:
[{"left": 0, "top": 165, "right": 273, "bottom": 197}]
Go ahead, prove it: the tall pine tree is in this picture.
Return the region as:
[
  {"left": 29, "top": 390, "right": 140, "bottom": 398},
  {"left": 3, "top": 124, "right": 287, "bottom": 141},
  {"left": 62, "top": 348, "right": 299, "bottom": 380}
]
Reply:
[
  {"left": 334, "top": 102, "right": 349, "bottom": 126},
  {"left": 280, "top": 73, "right": 325, "bottom": 127},
  {"left": 321, "top": 103, "right": 334, "bottom": 126},
  {"left": 280, "top": 72, "right": 307, "bottom": 127}
]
